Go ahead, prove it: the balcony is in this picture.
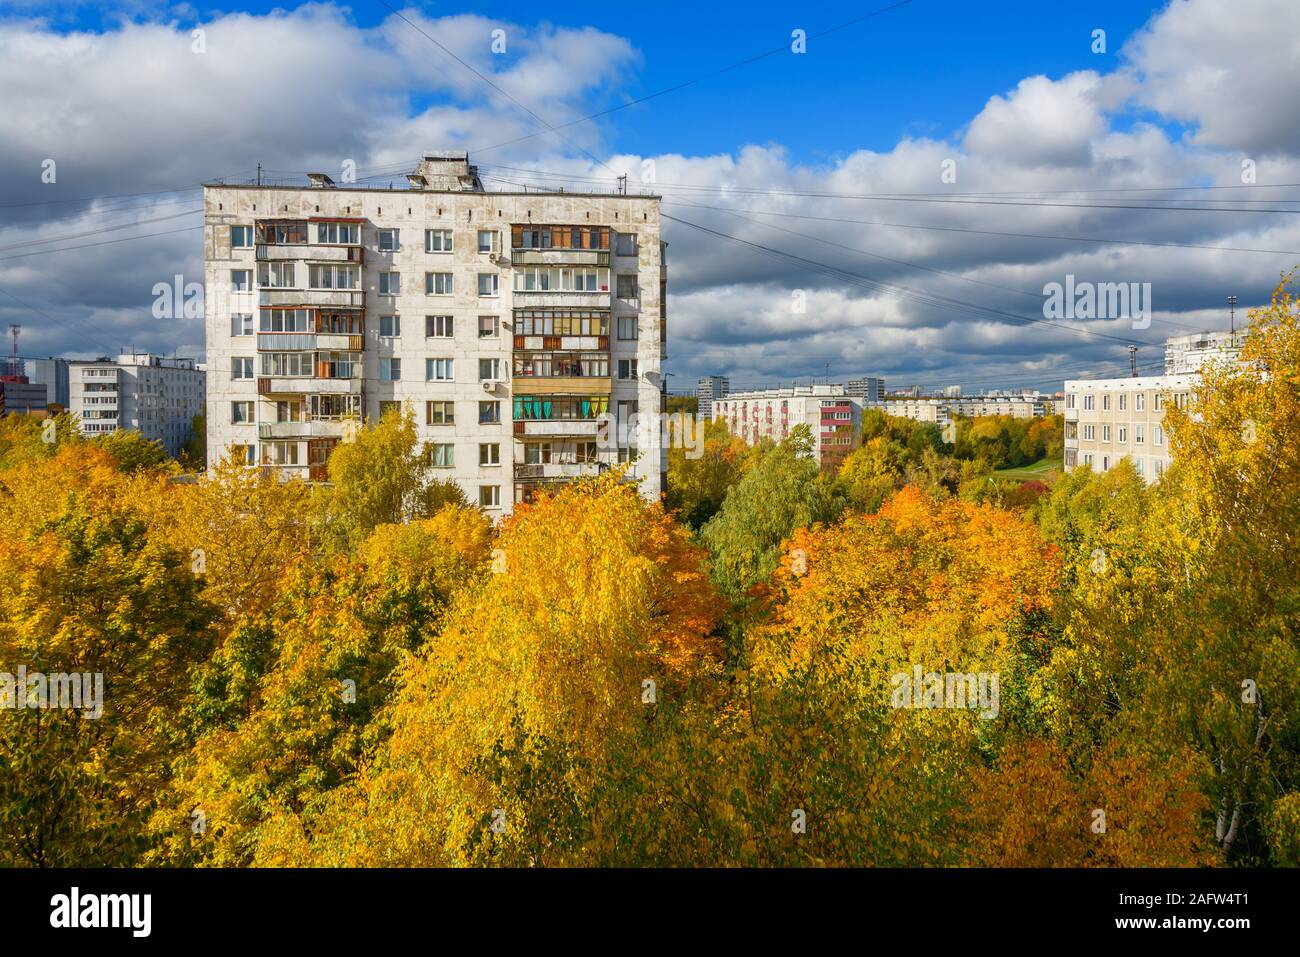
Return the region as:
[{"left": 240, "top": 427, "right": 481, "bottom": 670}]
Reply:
[
  {"left": 1064, "top": 407, "right": 1078, "bottom": 421},
  {"left": 513, "top": 461, "right": 604, "bottom": 481},
  {"left": 513, "top": 376, "right": 610, "bottom": 396},
  {"left": 257, "top": 377, "right": 362, "bottom": 396},
  {"left": 259, "top": 289, "right": 365, "bottom": 308},
  {"left": 257, "top": 333, "right": 365, "bottom": 352},
  {"left": 513, "top": 419, "right": 603, "bottom": 438},
  {"left": 256, "top": 244, "right": 363, "bottom": 264},
  {"left": 514, "top": 335, "right": 608, "bottom": 351},
  {"left": 257, "top": 420, "right": 350, "bottom": 440},
  {"left": 512, "top": 249, "right": 609, "bottom": 268}
]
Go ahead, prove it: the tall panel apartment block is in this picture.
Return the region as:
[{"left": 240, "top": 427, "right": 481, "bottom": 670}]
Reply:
[{"left": 203, "top": 154, "right": 665, "bottom": 516}]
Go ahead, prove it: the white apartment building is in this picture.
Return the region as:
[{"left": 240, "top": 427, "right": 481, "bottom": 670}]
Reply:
[
  {"left": 68, "top": 353, "right": 205, "bottom": 456},
  {"left": 1164, "top": 330, "right": 1246, "bottom": 374},
  {"left": 712, "top": 384, "right": 859, "bottom": 468},
  {"left": 203, "top": 153, "right": 666, "bottom": 515},
  {"left": 878, "top": 398, "right": 953, "bottom": 428},
  {"left": 695, "top": 375, "right": 729, "bottom": 420}
]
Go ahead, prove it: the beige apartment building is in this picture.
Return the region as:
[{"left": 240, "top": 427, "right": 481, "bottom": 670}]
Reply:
[
  {"left": 1064, "top": 330, "right": 1245, "bottom": 483},
  {"left": 1063, "top": 374, "right": 1192, "bottom": 482},
  {"left": 712, "top": 384, "right": 860, "bottom": 469},
  {"left": 203, "top": 153, "right": 666, "bottom": 515}
]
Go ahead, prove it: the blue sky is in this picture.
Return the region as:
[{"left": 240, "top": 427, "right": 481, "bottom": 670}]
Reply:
[{"left": 2, "top": 0, "right": 1298, "bottom": 393}]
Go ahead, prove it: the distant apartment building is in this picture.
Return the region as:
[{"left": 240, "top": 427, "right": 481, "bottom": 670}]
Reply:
[
  {"left": 879, "top": 398, "right": 953, "bottom": 428},
  {"left": 712, "top": 384, "right": 859, "bottom": 469},
  {"left": 845, "top": 376, "right": 886, "bottom": 403},
  {"left": 695, "top": 375, "right": 729, "bottom": 420},
  {"left": 0, "top": 378, "right": 48, "bottom": 416},
  {"left": 941, "top": 385, "right": 962, "bottom": 398},
  {"left": 203, "top": 153, "right": 666, "bottom": 514},
  {"left": 1164, "top": 330, "right": 1246, "bottom": 374},
  {"left": 25, "top": 357, "right": 71, "bottom": 408},
  {"left": 1064, "top": 331, "right": 1245, "bottom": 483},
  {"left": 68, "top": 353, "right": 205, "bottom": 455}
]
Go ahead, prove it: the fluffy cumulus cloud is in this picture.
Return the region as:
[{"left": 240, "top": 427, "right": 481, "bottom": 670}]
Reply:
[{"left": 2, "top": 0, "right": 1299, "bottom": 393}]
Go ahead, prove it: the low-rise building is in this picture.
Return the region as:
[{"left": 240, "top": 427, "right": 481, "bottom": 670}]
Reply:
[{"left": 1063, "top": 374, "right": 1191, "bottom": 482}]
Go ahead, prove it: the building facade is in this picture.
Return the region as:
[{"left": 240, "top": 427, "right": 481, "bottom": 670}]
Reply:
[
  {"left": 25, "top": 357, "right": 70, "bottom": 409},
  {"left": 1064, "top": 331, "right": 1246, "bottom": 483},
  {"left": 67, "top": 353, "right": 205, "bottom": 455},
  {"left": 1062, "top": 374, "right": 1192, "bottom": 482},
  {"left": 695, "top": 375, "right": 729, "bottom": 420},
  {"left": 203, "top": 153, "right": 666, "bottom": 515},
  {"left": 712, "top": 384, "right": 859, "bottom": 469},
  {"left": 845, "top": 376, "right": 886, "bottom": 403}
]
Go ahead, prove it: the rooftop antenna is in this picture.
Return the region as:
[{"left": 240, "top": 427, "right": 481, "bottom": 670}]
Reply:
[
  {"left": 7, "top": 324, "right": 18, "bottom": 377},
  {"left": 617, "top": 173, "right": 627, "bottom": 196},
  {"left": 256, "top": 163, "right": 263, "bottom": 187},
  {"left": 1129, "top": 345, "right": 1138, "bottom": 377},
  {"left": 1227, "top": 295, "right": 1238, "bottom": 335}
]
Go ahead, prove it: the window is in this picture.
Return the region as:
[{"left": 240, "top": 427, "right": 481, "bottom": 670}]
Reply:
[
  {"left": 479, "top": 401, "right": 500, "bottom": 425},
  {"left": 426, "top": 358, "right": 454, "bottom": 381},
  {"left": 260, "top": 352, "right": 312, "bottom": 377},
  {"left": 1083, "top": 395, "right": 1094, "bottom": 411},
  {"left": 618, "top": 358, "right": 638, "bottom": 380},
  {"left": 617, "top": 316, "right": 638, "bottom": 340},
  {"left": 1102, "top": 394, "right": 1111, "bottom": 411},
  {"left": 261, "top": 308, "right": 312, "bottom": 333},
  {"left": 1136, "top": 393, "right": 1145, "bottom": 411},
  {"left": 1154, "top": 394, "right": 1164, "bottom": 412},
  {"left": 524, "top": 442, "right": 551, "bottom": 465},
  {"left": 1102, "top": 456, "right": 1110, "bottom": 471},
  {"left": 231, "top": 313, "right": 254, "bottom": 336},
  {"left": 1102, "top": 425, "right": 1111, "bottom": 442},
  {"left": 479, "top": 485, "right": 501, "bottom": 508},
  {"left": 380, "top": 358, "right": 402, "bottom": 382},
  {"left": 231, "top": 226, "right": 253, "bottom": 248},
  {"left": 477, "top": 230, "right": 499, "bottom": 254},
  {"left": 379, "top": 272, "right": 400, "bottom": 296},
  {"left": 317, "top": 351, "right": 360, "bottom": 378},
  {"left": 1135, "top": 424, "right": 1145, "bottom": 444},
  {"left": 308, "top": 264, "right": 359, "bottom": 289},
  {"left": 231, "top": 269, "right": 252, "bottom": 291},
  {"left": 430, "top": 443, "right": 454, "bottom": 468},
  {"left": 379, "top": 315, "right": 401, "bottom": 338},
  {"left": 257, "top": 221, "right": 308, "bottom": 245},
  {"left": 479, "top": 443, "right": 500, "bottom": 466},
  {"left": 1134, "top": 457, "right": 1144, "bottom": 477},
  {"left": 426, "top": 401, "right": 454, "bottom": 425},
  {"left": 425, "top": 229, "right": 453, "bottom": 253},
  {"left": 513, "top": 267, "right": 608, "bottom": 293},
  {"left": 479, "top": 358, "right": 501, "bottom": 381},
  {"left": 615, "top": 232, "right": 637, "bottom": 257},
  {"left": 513, "top": 309, "right": 610, "bottom": 336},
  {"left": 257, "top": 262, "right": 296, "bottom": 288},
  {"left": 261, "top": 441, "right": 300, "bottom": 466},
  {"left": 232, "top": 357, "right": 254, "bottom": 380},
  {"left": 1083, "top": 425, "right": 1095, "bottom": 441},
  {"left": 1154, "top": 425, "right": 1164, "bottom": 446},
  {"left": 378, "top": 228, "right": 399, "bottom": 252},
  {"left": 426, "top": 315, "right": 454, "bottom": 338},
  {"left": 478, "top": 273, "right": 499, "bottom": 297},
  {"left": 1118, "top": 426, "right": 1127, "bottom": 443},
  {"left": 316, "top": 222, "right": 359, "bottom": 244},
  {"left": 1066, "top": 393, "right": 1075, "bottom": 409},
  {"left": 231, "top": 444, "right": 255, "bottom": 465},
  {"left": 478, "top": 315, "right": 497, "bottom": 338},
  {"left": 378, "top": 400, "right": 401, "bottom": 420},
  {"left": 616, "top": 274, "right": 639, "bottom": 300},
  {"left": 275, "top": 401, "right": 303, "bottom": 423},
  {"left": 231, "top": 401, "right": 254, "bottom": 423},
  {"left": 426, "top": 272, "right": 454, "bottom": 295}
]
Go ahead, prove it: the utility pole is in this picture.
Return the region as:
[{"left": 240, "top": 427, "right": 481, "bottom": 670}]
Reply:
[
  {"left": 1227, "top": 295, "right": 1238, "bottom": 335},
  {"left": 1129, "top": 345, "right": 1138, "bottom": 377},
  {"left": 617, "top": 174, "right": 627, "bottom": 195},
  {"left": 256, "top": 163, "right": 263, "bottom": 186}
]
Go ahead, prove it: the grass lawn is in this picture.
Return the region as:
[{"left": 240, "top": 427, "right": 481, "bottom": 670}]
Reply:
[{"left": 994, "top": 457, "right": 1062, "bottom": 481}]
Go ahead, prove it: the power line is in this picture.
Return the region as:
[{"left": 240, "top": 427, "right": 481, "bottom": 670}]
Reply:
[
  {"left": 660, "top": 211, "right": 1150, "bottom": 347},
  {"left": 0, "top": 225, "right": 203, "bottom": 262}
]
